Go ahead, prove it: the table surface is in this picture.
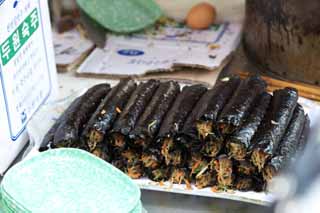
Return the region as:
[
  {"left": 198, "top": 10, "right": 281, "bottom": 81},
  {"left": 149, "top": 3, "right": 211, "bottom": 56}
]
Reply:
[{"left": 55, "top": 69, "right": 271, "bottom": 213}]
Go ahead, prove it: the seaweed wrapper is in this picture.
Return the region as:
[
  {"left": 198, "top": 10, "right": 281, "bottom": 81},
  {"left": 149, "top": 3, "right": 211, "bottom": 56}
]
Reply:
[
  {"left": 129, "top": 81, "right": 180, "bottom": 149},
  {"left": 40, "top": 97, "right": 82, "bottom": 151},
  {"left": 251, "top": 87, "right": 298, "bottom": 170},
  {"left": 196, "top": 76, "right": 241, "bottom": 139},
  {"left": 82, "top": 79, "right": 137, "bottom": 151},
  {"left": 218, "top": 76, "right": 267, "bottom": 135},
  {"left": 111, "top": 80, "right": 160, "bottom": 136},
  {"left": 53, "top": 83, "right": 111, "bottom": 148},
  {"left": 263, "top": 104, "right": 305, "bottom": 181},
  {"left": 227, "top": 92, "right": 271, "bottom": 160},
  {"left": 110, "top": 80, "right": 160, "bottom": 150},
  {"left": 157, "top": 84, "right": 207, "bottom": 141},
  {"left": 157, "top": 84, "right": 207, "bottom": 166},
  {"left": 178, "top": 77, "right": 240, "bottom": 144}
]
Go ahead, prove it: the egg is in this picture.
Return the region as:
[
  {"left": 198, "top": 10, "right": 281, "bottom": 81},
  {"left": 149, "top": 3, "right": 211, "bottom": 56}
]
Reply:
[{"left": 186, "top": 2, "right": 217, "bottom": 30}]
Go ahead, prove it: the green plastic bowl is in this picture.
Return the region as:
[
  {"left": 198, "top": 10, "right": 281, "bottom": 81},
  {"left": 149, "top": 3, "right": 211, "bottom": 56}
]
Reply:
[
  {"left": 1, "top": 148, "right": 141, "bottom": 213},
  {"left": 76, "top": 0, "right": 162, "bottom": 33}
]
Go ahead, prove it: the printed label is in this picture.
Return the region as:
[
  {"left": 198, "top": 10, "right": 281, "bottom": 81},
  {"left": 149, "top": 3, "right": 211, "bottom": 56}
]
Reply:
[
  {"left": 0, "top": 9, "right": 39, "bottom": 66},
  {"left": 0, "top": 0, "right": 52, "bottom": 140}
]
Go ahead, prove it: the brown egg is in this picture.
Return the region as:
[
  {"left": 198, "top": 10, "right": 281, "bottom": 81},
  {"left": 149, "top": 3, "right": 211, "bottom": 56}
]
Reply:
[{"left": 186, "top": 2, "right": 217, "bottom": 30}]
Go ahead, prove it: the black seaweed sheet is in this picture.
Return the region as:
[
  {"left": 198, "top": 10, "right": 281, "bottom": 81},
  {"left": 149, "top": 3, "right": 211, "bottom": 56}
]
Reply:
[
  {"left": 109, "top": 80, "right": 160, "bottom": 149},
  {"left": 157, "top": 84, "right": 207, "bottom": 166},
  {"left": 82, "top": 79, "right": 137, "bottom": 151},
  {"left": 251, "top": 87, "right": 298, "bottom": 171},
  {"left": 177, "top": 77, "right": 240, "bottom": 147},
  {"left": 227, "top": 92, "right": 271, "bottom": 160},
  {"left": 157, "top": 84, "right": 207, "bottom": 141},
  {"left": 40, "top": 97, "right": 81, "bottom": 151},
  {"left": 263, "top": 104, "right": 305, "bottom": 181},
  {"left": 129, "top": 81, "right": 180, "bottom": 149},
  {"left": 218, "top": 76, "right": 267, "bottom": 135},
  {"left": 52, "top": 83, "right": 111, "bottom": 149},
  {"left": 196, "top": 76, "right": 241, "bottom": 139},
  {"left": 298, "top": 114, "right": 310, "bottom": 152}
]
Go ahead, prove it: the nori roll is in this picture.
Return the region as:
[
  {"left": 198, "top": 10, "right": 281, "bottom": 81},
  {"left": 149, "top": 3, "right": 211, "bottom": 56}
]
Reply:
[
  {"left": 121, "top": 149, "right": 143, "bottom": 179},
  {"left": 196, "top": 76, "right": 241, "bottom": 140},
  {"left": 200, "top": 131, "right": 224, "bottom": 157},
  {"left": 126, "top": 163, "right": 144, "bottom": 179},
  {"left": 195, "top": 168, "right": 216, "bottom": 189},
  {"left": 157, "top": 84, "right": 207, "bottom": 166},
  {"left": 52, "top": 83, "right": 111, "bottom": 149},
  {"left": 170, "top": 168, "right": 191, "bottom": 186},
  {"left": 40, "top": 97, "right": 82, "bottom": 151},
  {"left": 82, "top": 79, "right": 137, "bottom": 151},
  {"left": 263, "top": 104, "right": 305, "bottom": 181},
  {"left": 91, "top": 142, "right": 111, "bottom": 162},
  {"left": 235, "top": 177, "right": 254, "bottom": 192},
  {"left": 218, "top": 76, "right": 267, "bottom": 135},
  {"left": 110, "top": 80, "right": 160, "bottom": 150},
  {"left": 176, "top": 77, "right": 240, "bottom": 151},
  {"left": 227, "top": 92, "right": 271, "bottom": 160},
  {"left": 251, "top": 87, "right": 298, "bottom": 171},
  {"left": 141, "top": 148, "right": 163, "bottom": 169},
  {"left": 147, "top": 167, "right": 170, "bottom": 182},
  {"left": 236, "top": 160, "right": 257, "bottom": 176},
  {"left": 129, "top": 81, "right": 180, "bottom": 149}
]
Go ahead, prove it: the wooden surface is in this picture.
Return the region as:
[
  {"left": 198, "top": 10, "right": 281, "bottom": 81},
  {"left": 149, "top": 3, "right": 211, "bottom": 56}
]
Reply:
[{"left": 220, "top": 44, "right": 320, "bottom": 102}]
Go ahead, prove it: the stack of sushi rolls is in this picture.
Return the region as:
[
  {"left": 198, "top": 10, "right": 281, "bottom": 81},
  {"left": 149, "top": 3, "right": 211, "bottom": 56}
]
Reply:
[{"left": 41, "top": 76, "right": 310, "bottom": 192}]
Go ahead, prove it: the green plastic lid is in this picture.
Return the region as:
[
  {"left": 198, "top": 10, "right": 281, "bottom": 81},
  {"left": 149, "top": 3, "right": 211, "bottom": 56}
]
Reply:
[
  {"left": 76, "top": 0, "right": 162, "bottom": 33},
  {"left": 1, "top": 149, "right": 141, "bottom": 213}
]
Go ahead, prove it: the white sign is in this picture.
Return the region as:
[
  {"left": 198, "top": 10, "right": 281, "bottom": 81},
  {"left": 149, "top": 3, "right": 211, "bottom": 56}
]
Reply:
[{"left": 0, "top": 0, "right": 57, "bottom": 175}]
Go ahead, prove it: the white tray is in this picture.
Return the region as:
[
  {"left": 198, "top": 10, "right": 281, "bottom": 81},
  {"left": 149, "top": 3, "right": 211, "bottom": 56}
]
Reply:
[{"left": 25, "top": 85, "right": 320, "bottom": 206}]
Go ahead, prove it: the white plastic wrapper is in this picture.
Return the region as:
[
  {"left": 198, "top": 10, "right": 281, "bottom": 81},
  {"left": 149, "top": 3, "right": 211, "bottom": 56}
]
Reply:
[{"left": 26, "top": 85, "right": 320, "bottom": 206}]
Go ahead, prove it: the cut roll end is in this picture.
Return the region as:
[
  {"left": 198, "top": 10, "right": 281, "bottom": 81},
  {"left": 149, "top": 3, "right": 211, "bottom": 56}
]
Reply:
[
  {"left": 195, "top": 170, "right": 215, "bottom": 189},
  {"left": 161, "top": 138, "right": 175, "bottom": 165},
  {"left": 251, "top": 149, "right": 270, "bottom": 172},
  {"left": 263, "top": 165, "right": 277, "bottom": 182},
  {"left": 201, "top": 137, "right": 223, "bottom": 157},
  {"left": 141, "top": 153, "right": 160, "bottom": 169},
  {"left": 235, "top": 178, "right": 253, "bottom": 192},
  {"left": 227, "top": 142, "right": 247, "bottom": 160},
  {"left": 112, "top": 133, "right": 126, "bottom": 147},
  {"left": 88, "top": 130, "right": 104, "bottom": 151},
  {"left": 127, "top": 164, "right": 143, "bottom": 179},
  {"left": 215, "top": 155, "right": 233, "bottom": 187},
  {"left": 170, "top": 168, "right": 190, "bottom": 185},
  {"left": 196, "top": 121, "right": 213, "bottom": 140}
]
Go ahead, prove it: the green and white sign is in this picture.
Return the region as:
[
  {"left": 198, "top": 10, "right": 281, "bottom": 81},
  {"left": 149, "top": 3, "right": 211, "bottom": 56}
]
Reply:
[
  {"left": 0, "top": 8, "right": 39, "bottom": 66},
  {"left": 0, "top": 0, "right": 57, "bottom": 175}
]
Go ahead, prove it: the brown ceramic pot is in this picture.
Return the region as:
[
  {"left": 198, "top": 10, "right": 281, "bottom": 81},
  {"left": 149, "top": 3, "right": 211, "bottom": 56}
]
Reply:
[{"left": 244, "top": 0, "right": 320, "bottom": 85}]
